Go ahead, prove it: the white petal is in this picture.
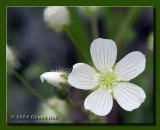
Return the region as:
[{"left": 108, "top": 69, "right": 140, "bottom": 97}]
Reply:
[
  {"left": 113, "top": 82, "right": 146, "bottom": 111},
  {"left": 115, "top": 51, "right": 146, "bottom": 81},
  {"left": 68, "top": 63, "right": 99, "bottom": 90},
  {"left": 84, "top": 87, "right": 113, "bottom": 116},
  {"left": 90, "top": 38, "right": 117, "bottom": 73}
]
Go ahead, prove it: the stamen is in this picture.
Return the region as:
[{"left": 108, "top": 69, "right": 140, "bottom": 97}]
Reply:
[{"left": 98, "top": 69, "right": 117, "bottom": 92}]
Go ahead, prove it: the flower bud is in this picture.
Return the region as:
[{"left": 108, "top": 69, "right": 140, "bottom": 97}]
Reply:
[
  {"left": 40, "top": 71, "right": 68, "bottom": 88},
  {"left": 43, "top": 6, "right": 70, "bottom": 32},
  {"left": 37, "top": 97, "right": 69, "bottom": 123},
  {"left": 6, "top": 45, "right": 16, "bottom": 69}
]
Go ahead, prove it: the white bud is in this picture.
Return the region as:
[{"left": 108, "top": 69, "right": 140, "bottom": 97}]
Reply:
[
  {"left": 40, "top": 71, "right": 68, "bottom": 88},
  {"left": 37, "top": 97, "right": 69, "bottom": 123},
  {"left": 44, "top": 6, "right": 70, "bottom": 32},
  {"left": 6, "top": 44, "right": 16, "bottom": 69},
  {"left": 79, "top": 6, "right": 99, "bottom": 15}
]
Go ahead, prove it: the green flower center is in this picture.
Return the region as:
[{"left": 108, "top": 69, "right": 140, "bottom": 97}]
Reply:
[{"left": 98, "top": 69, "right": 118, "bottom": 92}]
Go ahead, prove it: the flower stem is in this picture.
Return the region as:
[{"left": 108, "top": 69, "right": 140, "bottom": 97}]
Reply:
[
  {"left": 91, "top": 15, "right": 99, "bottom": 39},
  {"left": 89, "top": 113, "right": 107, "bottom": 123},
  {"left": 115, "top": 8, "right": 137, "bottom": 44},
  {"left": 12, "top": 70, "right": 61, "bottom": 116},
  {"left": 64, "top": 28, "right": 91, "bottom": 64}
]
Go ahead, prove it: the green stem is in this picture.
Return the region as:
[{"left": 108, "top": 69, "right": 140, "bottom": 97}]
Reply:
[
  {"left": 91, "top": 15, "right": 99, "bottom": 39},
  {"left": 89, "top": 113, "right": 107, "bottom": 123},
  {"left": 13, "top": 70, "right": 62, "bottom": 117},
  {"left": 115, "top": 8, "right": 137, "bottom": 44},
  {"left": 64, "top": 28, "right": 91, "bottom": 64}
]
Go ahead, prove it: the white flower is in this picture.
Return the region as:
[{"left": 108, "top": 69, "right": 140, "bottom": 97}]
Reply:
[
  {"left": 68, "top": 38, "right": 146, "bottom": 116},
  {"left": 40, "top": 71, "right": 68, "bottom": 88},
  {"left": 44, "top": 6, "right": 70, "bottom": 32},
  {"left": 79, "top": 6, "right": 99, "bottom": 15},
  {"left": 37, "top": 97, "right": 69, "bottom": 123}
]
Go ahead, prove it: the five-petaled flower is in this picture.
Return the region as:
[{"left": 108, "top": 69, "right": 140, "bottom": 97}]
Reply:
[{"left": 68, "top": 38, "right": 146, "bottom": 116}]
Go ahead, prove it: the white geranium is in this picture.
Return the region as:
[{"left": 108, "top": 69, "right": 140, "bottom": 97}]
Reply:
[
  {"left": 68, "top": 38, "right": 146, "bottom": 116},
  {"left": 44, "top": 6, "right": 70, "bottom": 32},
  {"left": 40, "top": 71, "right": 68, "bottom": 88}
]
